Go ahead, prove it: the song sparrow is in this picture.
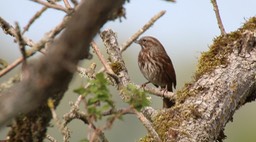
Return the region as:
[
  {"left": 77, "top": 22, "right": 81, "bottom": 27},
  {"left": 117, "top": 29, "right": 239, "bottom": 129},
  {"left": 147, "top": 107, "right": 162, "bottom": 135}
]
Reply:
[{"left": 135, "top": 36, "right": 176, "bottom": 108}]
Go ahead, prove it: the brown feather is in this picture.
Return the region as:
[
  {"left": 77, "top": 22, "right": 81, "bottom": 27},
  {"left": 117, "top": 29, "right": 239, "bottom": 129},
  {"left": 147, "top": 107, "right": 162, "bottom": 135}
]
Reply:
[{"left": 136, "top": 36, "right": 176, "bottom": 108}]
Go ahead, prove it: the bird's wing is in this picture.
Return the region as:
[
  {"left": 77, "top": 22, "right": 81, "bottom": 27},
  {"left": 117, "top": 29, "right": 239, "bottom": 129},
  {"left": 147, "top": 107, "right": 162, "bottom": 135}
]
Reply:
[{"left": 159, "top": 54, "right": 177, "bottom": 89}]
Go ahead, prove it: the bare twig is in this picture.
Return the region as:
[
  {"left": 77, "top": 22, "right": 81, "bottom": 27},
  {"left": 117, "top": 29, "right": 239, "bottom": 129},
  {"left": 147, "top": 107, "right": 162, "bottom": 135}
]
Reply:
[
  {"left": 48, "top": 99, "right": 71, "bottom": 142},
  {"left": 0, "top": 16, "right": 34, "bottom": 46},
  {"left": 14, "top": 23, "right": 27, "bottom": 63},
  {"left": 120, "top": 10, "right": 166, "bottom": 51},
  {"left": 211, "top": 0, "right": 226, "bottom": 35},
  {"left": 46, "top": 15, "right": 71, "bottom": 39},
  {"left": 0, "top": 15, "right": 70, "bottom": 77},
  {"left": 91, "top": 40, "right": 122, "bottom": 86},
  {"left": 0, "top": 17, "right": 16, "bottom": 37},
  {"left": 62, "top": 100, "right": 109, "bottom": 142},
  {"left": 0, "top": 57, "right": 23, "bottom": 77},
  {"left": 91, "top": 41, "right": 114, "bottom": 74},
  {"left": 102, "top": 107, "right": 134, "bottom": 116},
  {"left": 63, "top": 101, "right": 88, "bottom": 126},
  {"left": 133, "top": 108, "right": 162, "bottom": 142},
  {"left": 63, "top": 0, "right": 72, "bottom": 9},
  {"left": 31, "top": 0, "right": 68, "bottom": 13},
  {"left": 22, "top": 6, "right": 48, "bottom": 34}
]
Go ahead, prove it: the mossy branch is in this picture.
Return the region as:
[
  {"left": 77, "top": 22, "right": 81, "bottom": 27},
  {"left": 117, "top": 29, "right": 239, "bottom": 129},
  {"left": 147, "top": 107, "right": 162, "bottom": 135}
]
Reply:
[{"left": 141, "top": 17, "right": 256, "bottom": 142}]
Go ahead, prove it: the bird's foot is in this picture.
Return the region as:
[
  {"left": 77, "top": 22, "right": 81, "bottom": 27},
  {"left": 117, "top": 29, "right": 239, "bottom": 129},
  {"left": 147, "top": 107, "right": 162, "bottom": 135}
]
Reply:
[
  {"left": 160, "top": 85, "right": 169, "bottom": 95},
  {"left": 140, "top": 81, "right": 150, "bottom": 89}
]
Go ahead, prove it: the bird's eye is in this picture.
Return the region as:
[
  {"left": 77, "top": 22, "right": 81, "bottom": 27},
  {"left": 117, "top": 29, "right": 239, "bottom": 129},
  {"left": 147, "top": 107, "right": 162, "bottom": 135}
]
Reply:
[{"left": 142, "top": 39, "right": 146, "bottom": 42}]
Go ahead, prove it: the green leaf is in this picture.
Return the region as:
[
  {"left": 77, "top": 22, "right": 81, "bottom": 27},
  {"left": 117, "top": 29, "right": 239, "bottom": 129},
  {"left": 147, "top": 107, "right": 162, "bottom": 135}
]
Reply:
[
  {"left": 87, "top": 98, "right": 99, "bottom": 105},
  {"left": 74, "top": 72, "right": 114, "bottom": 120},
  {"left": 74, "top": 87, "right": 87, "bottom": 95},
  {"left": 125, "top": 84, "right": 150, "bottom": 111}
]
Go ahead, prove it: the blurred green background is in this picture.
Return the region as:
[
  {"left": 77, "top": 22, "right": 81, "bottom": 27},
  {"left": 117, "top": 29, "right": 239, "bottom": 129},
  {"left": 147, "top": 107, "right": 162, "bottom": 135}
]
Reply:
[{"left": 1, "top": 0, "right": 256, "bottom": 141}]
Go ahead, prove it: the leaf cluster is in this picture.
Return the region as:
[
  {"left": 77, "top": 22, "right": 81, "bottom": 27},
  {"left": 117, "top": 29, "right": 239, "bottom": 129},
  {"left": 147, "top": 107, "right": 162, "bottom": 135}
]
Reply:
[
  {"left": 123, "top": 84, "right": 150, "bottom": 111},
  {"left": 74, "top": 73, "right": 114, "bottom": 120}
]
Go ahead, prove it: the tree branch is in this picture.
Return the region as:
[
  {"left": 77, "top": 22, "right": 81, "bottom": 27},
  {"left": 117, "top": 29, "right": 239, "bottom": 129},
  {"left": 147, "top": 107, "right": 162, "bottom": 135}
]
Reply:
[
  {"left": 0, "top": 0, "right": 125, "bottom": 127},
  {"left": 0, "top": 15, "right": 70, "bottom": 77},
  {"left": 211, "top": 0, "right": 226, "bottom": 35},
  {"left": 22, "top": 6, "right": 48, "bottom": 34},
  {"left": 31, "top": 0, "right": 69, "bottom": 13},
  {"left": 120, "top": 10, "right": 166, "bottom": 52}
]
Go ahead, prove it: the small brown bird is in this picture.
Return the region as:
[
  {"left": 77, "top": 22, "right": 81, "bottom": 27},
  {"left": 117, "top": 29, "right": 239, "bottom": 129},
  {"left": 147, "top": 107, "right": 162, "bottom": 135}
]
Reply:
[{"left": 135, "top": 36, "right": 176, "bottom": 108}]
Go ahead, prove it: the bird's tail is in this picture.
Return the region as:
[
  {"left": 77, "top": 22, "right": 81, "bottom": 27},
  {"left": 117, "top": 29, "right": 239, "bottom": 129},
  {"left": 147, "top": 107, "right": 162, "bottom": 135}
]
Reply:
[
  {"left": 163, "top": 86, "right": 175, "bottom": 108},
  {"left": 163, "top": 98, "right": 175, "bottom": 108}
]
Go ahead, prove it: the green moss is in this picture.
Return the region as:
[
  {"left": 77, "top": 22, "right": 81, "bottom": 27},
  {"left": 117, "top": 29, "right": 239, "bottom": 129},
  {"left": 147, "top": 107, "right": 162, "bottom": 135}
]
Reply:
[
  {"left": 177, "top": 17, "right": 256, "bottom": 102},
  {"left": 139, "top": 109, "right": 180, "bottom": 142},
  {"left": 194, "top": 17, "right": 256, "bottom": 80},
  {"left": 176, "top": 83, "right": 194, "bottom": 103},
  {"left": 139, "top": 104, "right": 202, "bottom": 142},
  {"left": 241, "top": 17, "right": 256, "bottom": 31},
  {"left": 109, "top": 61, "right": 123, "bottom": 74},
  {"left": 194, "top": 34, "right": 233, "bottom": 80}
]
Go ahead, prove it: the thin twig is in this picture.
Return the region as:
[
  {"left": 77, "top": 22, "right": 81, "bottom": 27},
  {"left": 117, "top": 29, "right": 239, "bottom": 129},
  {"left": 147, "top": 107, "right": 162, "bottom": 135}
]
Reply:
[
  {"left": 211, "top": 0, "right": 226, "bottom": 35},
  {"left": 133, "top": 108, "right": 162, "bottom": 142},
  {"left": 62, "top": 100, "right": 109, "bottom": 142},
  {"left": 14, "top": 23, "right": 27, "bottom": 64},
  {"left": 102, "top": 107, "right": 134, "bottom": 116},
  {"left": 0, "top": 17, "right": 16, "bottom": 37},
  {"left": 48, "top": 99, "right": 71, "bottom": 142},
  {"left": 31, "top": 0, "right": 68, "bottom": 13},
  {"left": 22, "top": 6, "right": 48, "bottom": 34},
  {"left": 91, "top": 41, "right": 114, "bottom": 75},
  {"left": 0, "top": 15, "right": 70, "bottom": 77},
  {"left": 120, "top": 10, "right": 166, "bottom": 51},
  {"left": 63, "top": 0, "right": 72, "bottom": 9},
  {"left": 0, "top": 17, "right": 35, "bottom": 46},
  {"left": 0, "top": 57, "right": 23, "bottom": 77}
]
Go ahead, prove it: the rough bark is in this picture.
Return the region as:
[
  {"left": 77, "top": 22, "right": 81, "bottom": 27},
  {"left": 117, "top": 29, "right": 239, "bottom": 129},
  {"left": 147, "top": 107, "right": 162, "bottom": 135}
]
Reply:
[{"left": 141, "top": 17, "right": 256, "bottom": 142}]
